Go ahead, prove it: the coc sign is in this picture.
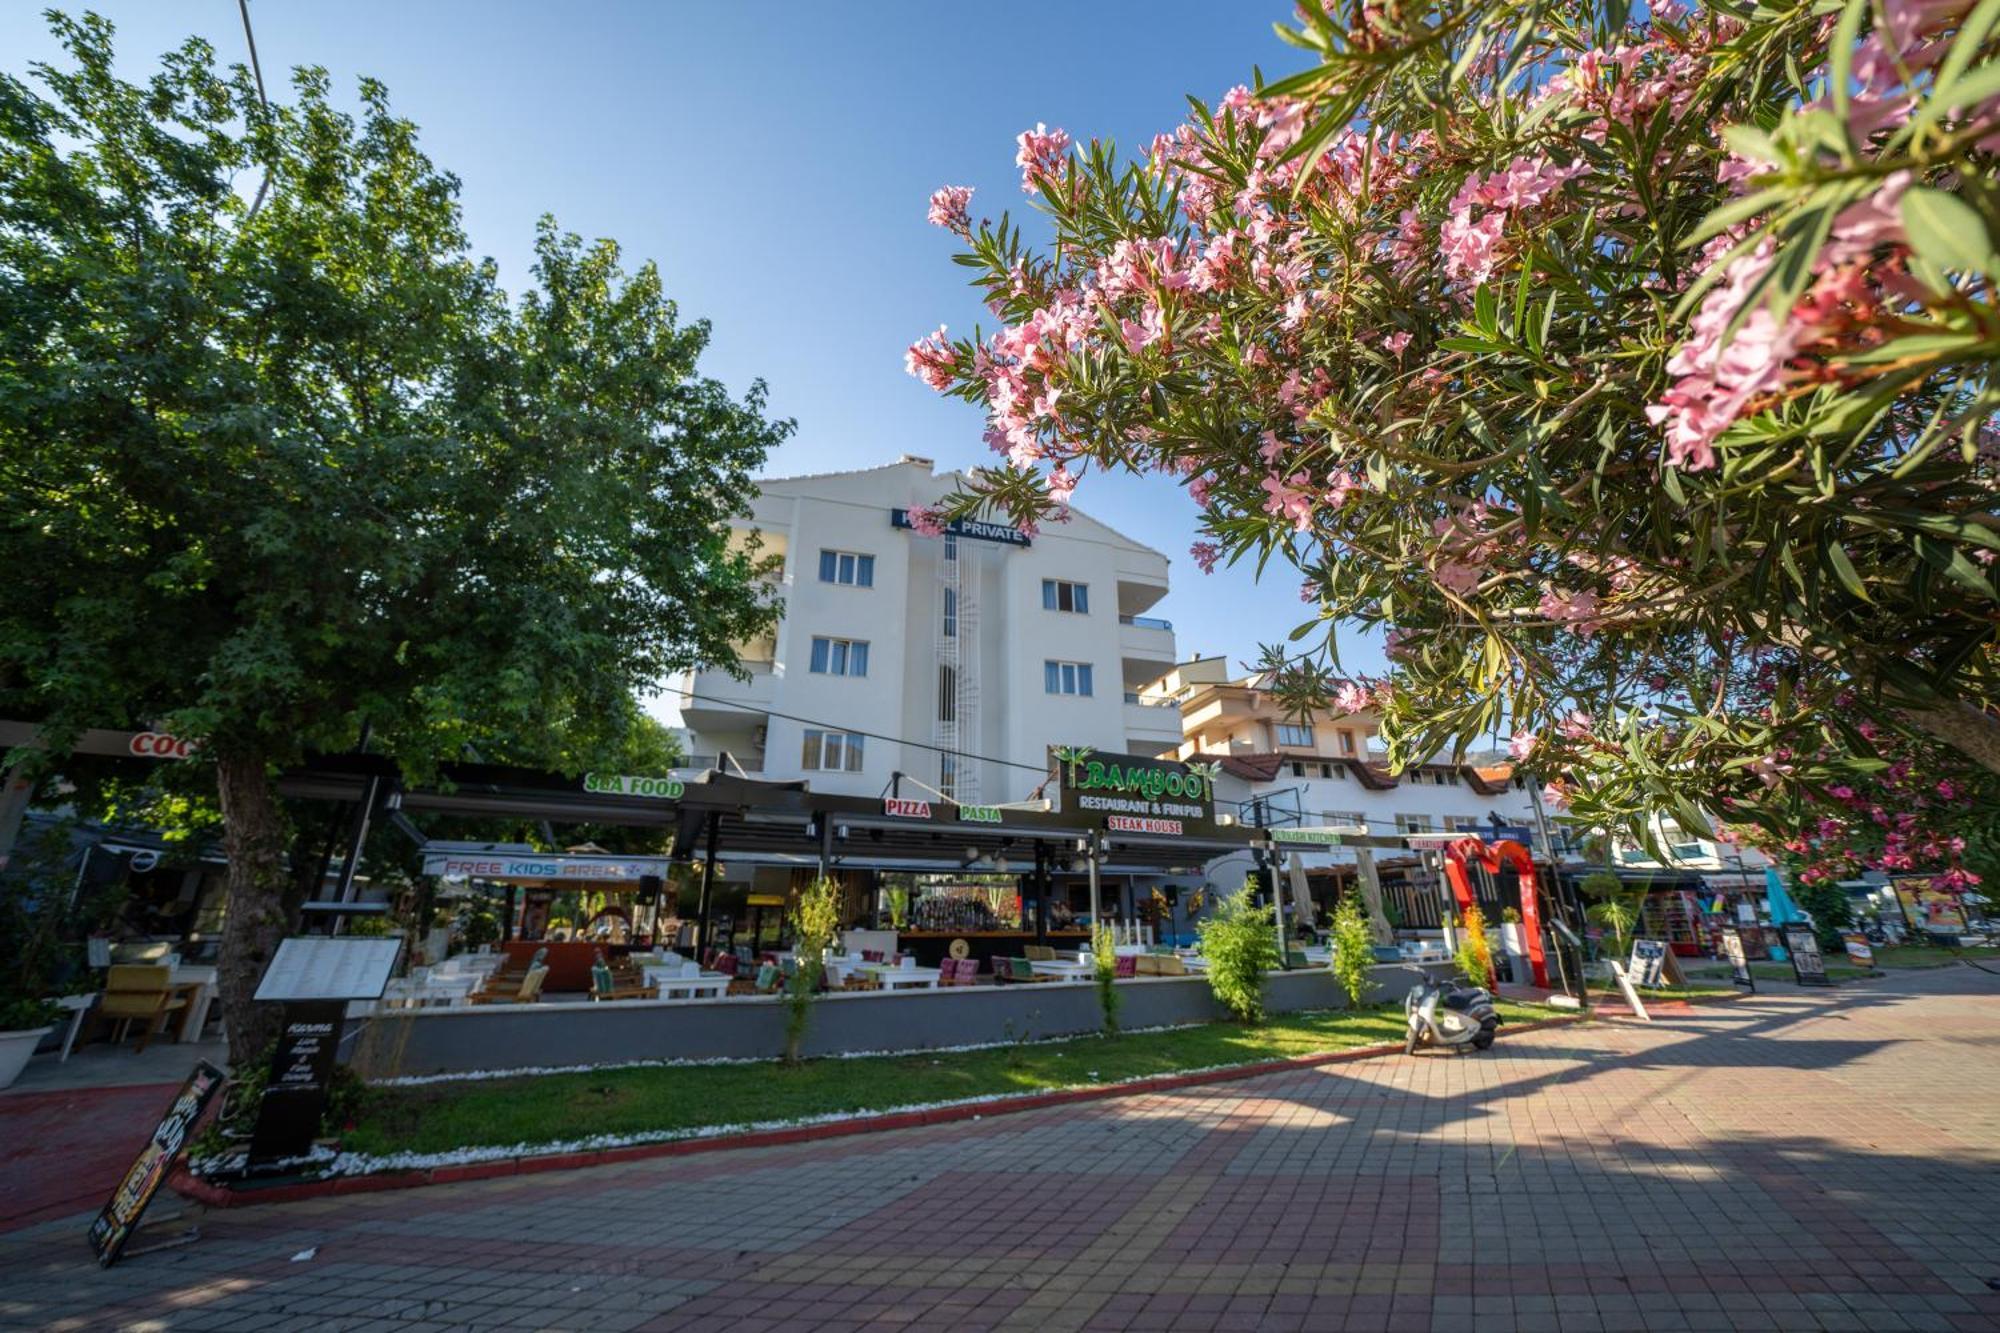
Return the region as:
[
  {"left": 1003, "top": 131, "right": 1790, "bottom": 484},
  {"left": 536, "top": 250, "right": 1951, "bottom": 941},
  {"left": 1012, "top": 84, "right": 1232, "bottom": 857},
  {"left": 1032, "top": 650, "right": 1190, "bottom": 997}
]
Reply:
[{"left": 128, "top": 732, "right": 198, "bottom": 760}]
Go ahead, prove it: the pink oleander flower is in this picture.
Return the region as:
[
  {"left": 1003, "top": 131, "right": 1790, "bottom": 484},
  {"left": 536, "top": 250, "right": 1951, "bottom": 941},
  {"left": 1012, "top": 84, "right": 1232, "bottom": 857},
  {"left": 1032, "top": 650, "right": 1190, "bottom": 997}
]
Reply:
[
  {"left": 1749, "top": 753, "right": 1794, "bottom": 788},
  {"left": 904, "top": 327, "right": 957, "bottom": 392},
  {"left": 1540, "top": 780, "right": 1571, "bottom": 810},
  {"left": 1383, "top": 330, "right": 1412, "bottom": 355},
  {"left": 1537, "top": 587, "right": 1605, "bottom": 634},
  {"left": 1046, "top": 463, "right": 1078, "bottom": 507},
  {"left": 907, "top": 504, "right": 948, "bottom": 538},
  {"left": 1557, "top": 709, "right": 1594, "bottom": 741},
  {"left": 1334, "top": 681, "right": 1373, "bottom": 715},
  {"left": 926, "top": 185, "right": 974, "bottom": 236},
  {"left": 1015, "top": 123, "right": 1071, "bottom": 194},
  {"left": 1385, "top": 627, "right": 1417, "bottom": 661},
  {"left": 1260, "top": 471, "right": 1317, "bottom": 532},
  {"left": 1190, "top": 540, "right": 1221, "bottom": 574},
  {"left": 1508, "top": 731, "right": 1539, "bottom": 761},
  {"left": 1434, "top": 559, "right": 1481, "bottom": 595},
  {"left": 1300, "top": 578, "right": 1318, "bottom": 602}
]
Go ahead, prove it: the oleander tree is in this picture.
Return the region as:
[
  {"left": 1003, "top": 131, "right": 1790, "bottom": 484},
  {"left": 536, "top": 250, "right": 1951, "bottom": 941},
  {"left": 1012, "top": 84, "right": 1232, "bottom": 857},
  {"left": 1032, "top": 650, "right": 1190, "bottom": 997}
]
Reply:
[
  {"left": 908, "top": 0, "right": 2000, "bottom": 870},
  {"left": 0, "top": 15, "right": 787, "bottom": 1062}
]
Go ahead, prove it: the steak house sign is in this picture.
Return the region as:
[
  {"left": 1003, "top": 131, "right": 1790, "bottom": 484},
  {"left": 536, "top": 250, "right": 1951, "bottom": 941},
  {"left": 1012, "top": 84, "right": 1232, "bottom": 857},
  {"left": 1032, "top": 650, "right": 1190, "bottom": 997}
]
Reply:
[{"left": 1055, "top": 747, "right": 1222, "bottom": 838}]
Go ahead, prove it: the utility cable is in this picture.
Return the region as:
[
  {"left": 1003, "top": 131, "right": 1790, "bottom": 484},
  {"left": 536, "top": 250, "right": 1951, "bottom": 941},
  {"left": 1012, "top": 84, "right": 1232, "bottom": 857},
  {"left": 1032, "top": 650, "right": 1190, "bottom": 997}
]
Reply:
[{"left": 237, "top": 0, "right": 272, "bottom": 220}]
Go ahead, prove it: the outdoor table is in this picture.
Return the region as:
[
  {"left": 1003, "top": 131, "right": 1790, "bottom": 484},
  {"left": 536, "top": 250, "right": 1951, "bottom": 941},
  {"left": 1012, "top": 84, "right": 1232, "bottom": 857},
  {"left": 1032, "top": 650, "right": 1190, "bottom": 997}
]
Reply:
[
  {"left": 52, "top": 993, "right": 94, "bottom": 1062},
  {"left": 384, "top": 974, "right": 482, "bottom": 1008},
  {"left": 645, "top": 967, "right": 729, "bottom": 1001},
  {"left": 856, "top": 964, "right": 941, "bottom": 991},
  {"left": 1029, "top": 959, "right": 1095, "bottom": 982},
  {"left": 169, "top": 965, "right": 218, "bottom": 1042},
  {"left": 1178, "top": 954, "right": 1210, "bottom": 971},
  {"left": 1301, "top": 947, "right": 1332, "bottom": 966}
]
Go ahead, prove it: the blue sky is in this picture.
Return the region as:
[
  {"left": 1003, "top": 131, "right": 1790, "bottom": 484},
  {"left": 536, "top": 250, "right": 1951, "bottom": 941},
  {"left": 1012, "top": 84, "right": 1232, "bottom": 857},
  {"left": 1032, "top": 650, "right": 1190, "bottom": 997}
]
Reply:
[{"left": 3, "top": 1, "right": 1388, "bottom": 683}]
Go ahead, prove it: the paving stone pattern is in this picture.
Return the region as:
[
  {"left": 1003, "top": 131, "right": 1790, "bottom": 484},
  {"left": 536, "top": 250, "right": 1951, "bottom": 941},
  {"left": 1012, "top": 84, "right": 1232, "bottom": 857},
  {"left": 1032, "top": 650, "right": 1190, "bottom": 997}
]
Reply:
[{"left": 3, "top": 967, "right": 1997, "bottom": 1332}]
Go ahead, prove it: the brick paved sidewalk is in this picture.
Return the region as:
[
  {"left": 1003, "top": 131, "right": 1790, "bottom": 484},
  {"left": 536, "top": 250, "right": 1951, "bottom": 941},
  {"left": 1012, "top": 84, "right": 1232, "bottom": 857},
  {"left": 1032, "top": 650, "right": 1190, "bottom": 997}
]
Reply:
[
  {"left": 0, "top": 1082, "right": 198, "bottom": 1235},
  {"left": 3, "top": 967, "right": 1997, "bottom": 1332}
]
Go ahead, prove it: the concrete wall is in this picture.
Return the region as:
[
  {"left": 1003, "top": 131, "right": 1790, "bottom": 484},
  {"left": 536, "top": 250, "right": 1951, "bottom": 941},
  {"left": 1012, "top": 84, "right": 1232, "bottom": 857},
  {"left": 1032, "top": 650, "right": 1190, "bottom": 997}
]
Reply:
[{"left": 348, "top": 962, "right": 1448, "bottom": 1080}]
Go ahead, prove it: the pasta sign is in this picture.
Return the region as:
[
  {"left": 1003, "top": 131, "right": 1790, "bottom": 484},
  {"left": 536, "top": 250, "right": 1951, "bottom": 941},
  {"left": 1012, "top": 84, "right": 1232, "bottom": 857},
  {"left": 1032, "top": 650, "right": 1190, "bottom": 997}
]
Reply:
[{"left": 1054, "top": 746, "right": 1221, "bottom": 838}]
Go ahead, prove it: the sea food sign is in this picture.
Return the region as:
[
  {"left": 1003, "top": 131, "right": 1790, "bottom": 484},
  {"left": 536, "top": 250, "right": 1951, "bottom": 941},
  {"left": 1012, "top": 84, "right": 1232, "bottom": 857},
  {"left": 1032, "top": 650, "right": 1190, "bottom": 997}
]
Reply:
[
  {"left": 583, "top": 773, "right": 684, "bottom": 800},
  {"left": 1055, "top": 746, "right": 1220, "bottom": 838}
]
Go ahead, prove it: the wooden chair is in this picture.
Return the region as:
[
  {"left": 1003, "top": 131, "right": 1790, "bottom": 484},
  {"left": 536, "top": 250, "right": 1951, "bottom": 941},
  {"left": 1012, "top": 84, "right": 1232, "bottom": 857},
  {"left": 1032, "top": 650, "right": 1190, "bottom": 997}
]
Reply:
[
  {"left": 1024, "top": 945, "right": 1055, "bottom": 962},
  {"left": 470, "top": 965, "right": 548, "bottom": 1005},
  {"left": 98, "top": 965, "right": 186, "bottom": 1052},
  {"left": 1156, "top": 955, "right": 1188, "bottom": 977},
  {"left": 588, "top": 963, "right": 658, "bottom": 1002},
  {"left": 1009, "top": 957, "right": 1054, "bottom": 984}
]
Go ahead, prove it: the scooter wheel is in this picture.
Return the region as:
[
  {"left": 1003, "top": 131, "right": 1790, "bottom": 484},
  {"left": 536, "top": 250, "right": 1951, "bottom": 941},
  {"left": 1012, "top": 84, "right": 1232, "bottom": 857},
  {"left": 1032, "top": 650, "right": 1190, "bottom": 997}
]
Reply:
[
  {"left": 1403, "top": 1028, "right": 1420, "bottom": 1056},
  {"left": 1472, "top": 1029, "right": 1495, "bottom": 1051}
]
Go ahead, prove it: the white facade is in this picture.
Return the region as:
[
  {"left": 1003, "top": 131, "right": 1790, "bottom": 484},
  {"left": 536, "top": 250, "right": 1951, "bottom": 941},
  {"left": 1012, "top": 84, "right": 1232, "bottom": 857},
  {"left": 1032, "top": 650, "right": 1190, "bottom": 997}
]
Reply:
[{"left": 673, "top": 458, "right": 1181, "bottom": 801}]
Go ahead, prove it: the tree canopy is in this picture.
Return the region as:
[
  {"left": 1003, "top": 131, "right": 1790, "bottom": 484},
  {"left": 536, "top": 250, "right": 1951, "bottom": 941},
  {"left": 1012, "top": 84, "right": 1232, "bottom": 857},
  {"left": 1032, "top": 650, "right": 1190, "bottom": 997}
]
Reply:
[
  {"left": 912, "top": 0, "right": 2000, "bottom": 881},
  {"left": 0, "top": 13, "right": 788, "bottom": 1057}
]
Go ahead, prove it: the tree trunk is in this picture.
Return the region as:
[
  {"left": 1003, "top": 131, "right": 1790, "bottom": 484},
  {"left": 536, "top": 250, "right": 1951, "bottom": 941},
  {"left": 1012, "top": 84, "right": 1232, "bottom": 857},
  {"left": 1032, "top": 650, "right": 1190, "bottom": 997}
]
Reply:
[
  {"left": 1903, "top": 701, "right": 2000, "bottom": 777},
  {"left": 214, "top": 749, "right": 297, "bottom": 1068}
]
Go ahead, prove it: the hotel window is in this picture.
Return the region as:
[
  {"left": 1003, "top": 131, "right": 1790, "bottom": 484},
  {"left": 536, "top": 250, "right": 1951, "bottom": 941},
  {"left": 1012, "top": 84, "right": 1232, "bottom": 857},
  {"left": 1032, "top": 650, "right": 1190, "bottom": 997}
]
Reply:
[
  {"left": 1318, "top": 763, "right": 1337, "bottom": 779},
  {"left": 940, "top": 753, "right": 960, "bottom": 799},
  {"left": 808, "top": 636, "right": 869, "bottom": 677},
  {"left": 1339, "top": 730, "right": 1357, "bottom": 755},
  {"left": 1329, "top": 810, "right": 1367, "bottom": 829},
  {"left": 1291, "top": 762, "right": 1307, "bottom": 777},
  {"left": 1276, "top": 723, "right": 1315, "bottom": 747},
  {"left": 1443, "top": 815, "right": 1483, "bottom": 833},
  {"left": 1044, "top": 660, "right": 1095, "bottom": 697},
  {"left": 818, "top": 549, "right": 875, "bottom": 587},
  {"left": 801, "top": 730, "right": 865, "bottom": 772},
  {"left": 938, "top": 665, "right": 957, "bottom": 721},
  {"left": 942, "top": 586, "right": 957, "bottom": 638},
  {"left": 1041, "top": 579, "right": 1089, "bottom": 613},
  {"left": 1395, "top": 814, "right": 1435, "bottom": 834}
]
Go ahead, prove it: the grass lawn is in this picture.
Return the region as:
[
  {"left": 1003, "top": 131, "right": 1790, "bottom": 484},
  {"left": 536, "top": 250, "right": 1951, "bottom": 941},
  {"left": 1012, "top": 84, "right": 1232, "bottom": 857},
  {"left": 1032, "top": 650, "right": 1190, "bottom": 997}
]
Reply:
[
  {"left": 342, "top": 1000, "right": 1551, "bottom": 1159},
  {"left": 1863, "top": 945, "right": 1970, "bottom": 969}
]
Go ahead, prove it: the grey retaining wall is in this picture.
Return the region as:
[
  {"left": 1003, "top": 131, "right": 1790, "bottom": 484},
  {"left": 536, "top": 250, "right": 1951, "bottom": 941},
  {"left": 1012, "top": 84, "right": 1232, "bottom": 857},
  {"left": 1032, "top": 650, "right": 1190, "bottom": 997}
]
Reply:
[{"left": 347, "top": 962, "right": 1451, "bottom": 1079}]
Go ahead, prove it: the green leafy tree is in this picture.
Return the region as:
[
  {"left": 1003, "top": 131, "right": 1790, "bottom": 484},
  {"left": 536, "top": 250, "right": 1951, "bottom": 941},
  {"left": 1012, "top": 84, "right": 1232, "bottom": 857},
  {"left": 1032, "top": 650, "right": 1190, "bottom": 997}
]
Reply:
[
  {"left": 0, "top": 15, "right": 788, "bottom": 1063},
  {"left": 1791, "top": 879, "right": 1854, "bottom": 953},
  {"left": 1197, "top": 887, "right": 1280, "bottom": 1023},
  {"left": 782, "top": 878, "right": 841, "bottom": 1064},
  {"left": 910, "top": 0, "right": 2000, "bottom": 867},
  {"left": 1328, "top": 891, "right": 1375, "bottom": 1008},
  {"left": 1091, "top": 922, "right": 1121, "bottom": 1036}
]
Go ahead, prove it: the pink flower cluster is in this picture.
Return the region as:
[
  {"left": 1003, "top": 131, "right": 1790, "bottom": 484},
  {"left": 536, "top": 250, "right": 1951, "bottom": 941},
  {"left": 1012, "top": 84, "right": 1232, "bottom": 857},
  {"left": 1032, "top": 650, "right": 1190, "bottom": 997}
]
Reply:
[
  {"left": 1650, "top": 172, "right": 1910, "bottom": 471},
  {"left": 1536, "top": 586, "right": 1605, "bottom": 634},
  {"left": 1440, "top": 156, "right": 1588, "bottom": 285},
  {"left": 1015, "top": 123, "right": 1071, "bottom": 195},
  {"left": 904, "top": 326, "right": 957, "bottom": 392},
  {"left": 927, "top": 185, "right": 974, "bottom": 236}
]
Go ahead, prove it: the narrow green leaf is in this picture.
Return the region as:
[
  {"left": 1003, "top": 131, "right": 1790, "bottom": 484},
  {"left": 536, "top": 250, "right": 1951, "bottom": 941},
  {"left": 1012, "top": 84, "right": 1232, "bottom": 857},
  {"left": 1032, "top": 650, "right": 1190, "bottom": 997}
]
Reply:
[
  {"left": 1901, "top": 186, "right": 2000, "bottom": 278},
  {"left": 1825, "top": 542, "right": 1870, "bottom": 601}
]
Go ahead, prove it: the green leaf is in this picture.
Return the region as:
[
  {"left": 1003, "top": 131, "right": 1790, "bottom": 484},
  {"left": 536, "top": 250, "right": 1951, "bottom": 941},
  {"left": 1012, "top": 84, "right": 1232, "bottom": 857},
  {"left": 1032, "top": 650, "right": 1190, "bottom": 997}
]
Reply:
[
  {"left": 1900, "top": 186, "right": 2000, "bottom": 279},
  {"left": 1824, "top": 542, "right": 1870, "bottom": 602}
]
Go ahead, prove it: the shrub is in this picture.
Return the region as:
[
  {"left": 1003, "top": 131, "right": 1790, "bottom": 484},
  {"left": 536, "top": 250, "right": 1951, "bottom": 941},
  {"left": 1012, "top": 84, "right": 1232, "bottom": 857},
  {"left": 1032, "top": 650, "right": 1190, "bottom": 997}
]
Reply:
[
  {"left": 783, "top": 878, "right": 842, "bottom": 1064},
  {"left": 1453, "top": 903, "right": 1494, "bottom": 988},
  {"left": 1586, "top": 898, "right": 1638, "bottom": 960},
  {"left": 1328, "top": 893, "right": 1374, "bottom": 1009},
  {"left": 1197, "top": 889, "right": 1278, "bottom": 1023},
  {"left": 1792, "top": 880, "right": 1854, "bottom": 954},
  {"left": 1091, "top": 923, "right": 1120, "bottom": 1036}
]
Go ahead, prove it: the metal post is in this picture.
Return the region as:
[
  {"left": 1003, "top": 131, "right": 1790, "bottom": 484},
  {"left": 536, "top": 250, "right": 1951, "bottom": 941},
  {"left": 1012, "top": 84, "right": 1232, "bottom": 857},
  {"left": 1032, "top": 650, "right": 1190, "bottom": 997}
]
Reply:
[
  {"left": 1034, "top": 841, "right": 1050, "bottom": 945},
  {"left": 815, "top": 817, "right": 832, "bottom": 881},
  {"left": 694, "top": 812, "right": 720, "bottom": 962},
  {"left": 1085, "top": 833, "right": 1102, "bottom": 930}
]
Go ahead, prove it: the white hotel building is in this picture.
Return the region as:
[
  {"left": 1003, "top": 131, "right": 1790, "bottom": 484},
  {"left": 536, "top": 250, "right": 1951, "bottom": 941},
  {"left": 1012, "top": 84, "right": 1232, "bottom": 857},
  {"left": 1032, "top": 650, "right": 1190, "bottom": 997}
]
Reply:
[{"left": 672, "top": 457, "right": 1185, "bottom": 801}]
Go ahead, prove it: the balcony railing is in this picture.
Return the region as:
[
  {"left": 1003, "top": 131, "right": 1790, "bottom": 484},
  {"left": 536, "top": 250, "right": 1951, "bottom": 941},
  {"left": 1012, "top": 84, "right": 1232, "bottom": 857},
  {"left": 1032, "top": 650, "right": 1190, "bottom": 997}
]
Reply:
[
  {"left": 1118, "top": 614, "right": 1173, "bottom": 631},
  {"left": 1123, "top": 692, "right": 1179, "bottom": 707}
]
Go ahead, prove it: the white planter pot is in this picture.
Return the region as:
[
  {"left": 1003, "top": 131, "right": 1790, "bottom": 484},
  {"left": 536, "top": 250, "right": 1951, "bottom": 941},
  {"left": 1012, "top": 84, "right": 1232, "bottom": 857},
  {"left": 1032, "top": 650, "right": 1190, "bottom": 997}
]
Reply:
[{"left": 0, "top": 1026, "right": 52, "bottom": 1091}]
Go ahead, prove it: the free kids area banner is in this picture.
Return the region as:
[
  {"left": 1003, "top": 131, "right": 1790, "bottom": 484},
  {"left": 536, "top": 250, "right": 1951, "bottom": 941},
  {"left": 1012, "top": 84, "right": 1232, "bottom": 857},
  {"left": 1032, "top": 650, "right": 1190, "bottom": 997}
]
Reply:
[{"left": 1052, "top": 746, "right": 1222, "bottom": 839}]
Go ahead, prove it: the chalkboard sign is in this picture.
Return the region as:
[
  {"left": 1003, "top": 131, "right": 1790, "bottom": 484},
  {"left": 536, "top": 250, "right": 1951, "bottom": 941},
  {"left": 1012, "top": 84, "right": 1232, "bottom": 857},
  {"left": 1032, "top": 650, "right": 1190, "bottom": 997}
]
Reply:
[
  {"left": 1628, "top": 939, "right": 1669, "bottom": 988},
  {"left": 1720, "top": 926, "right": 1755, "bottom": 992},
  {"left": 247, "top": 1001, "right": 348, "bottom": 1167},
  {"left": 88, "top": 1060, "right": 225, "bottom": 1267},
  {"left": 1784, "top": 924, "right": 1832, "bottom": 986}
]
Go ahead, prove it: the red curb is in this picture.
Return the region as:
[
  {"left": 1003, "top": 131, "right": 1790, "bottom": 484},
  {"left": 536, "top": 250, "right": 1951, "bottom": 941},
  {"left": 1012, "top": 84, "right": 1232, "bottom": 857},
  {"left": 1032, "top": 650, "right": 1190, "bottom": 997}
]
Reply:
[{"left": 172, "top": 1012, "right": 1581, "bottom": 1209}]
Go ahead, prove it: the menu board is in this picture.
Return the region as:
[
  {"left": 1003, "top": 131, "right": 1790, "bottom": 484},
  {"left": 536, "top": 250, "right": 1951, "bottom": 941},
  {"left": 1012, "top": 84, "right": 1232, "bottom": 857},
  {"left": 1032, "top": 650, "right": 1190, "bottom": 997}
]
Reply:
[
  {"left": 1627, "top": 939, "right": 1668, "bottom": 988},
  {"left": 253, "top": 937, "right": 401, "bottom": 1003},
  {"left": 1784, "top": 924, "right": 1832, "bottom": 986},
  {"left": 1842, "top": 932, "right": 1876, "bottom": 968},
  {"left": 88, "top": 1061, "right": 225, "bottom": 1266},
  {"left": 1720, "top": 925, "right": 1755, "bottom": 991}
]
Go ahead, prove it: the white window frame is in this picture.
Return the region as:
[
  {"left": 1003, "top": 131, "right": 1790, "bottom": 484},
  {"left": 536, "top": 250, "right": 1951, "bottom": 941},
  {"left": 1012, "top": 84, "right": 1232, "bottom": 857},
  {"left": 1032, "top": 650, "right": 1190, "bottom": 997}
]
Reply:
[
  {"left": 1443, "top": 815, "right": 1483, "bottom": 833},
  {"left": 1044, "top": 659, "right": 1095, "bottom": 697},
  {"left": 1276, "top": 723, "right": 1315, "bottom": 748},
  {"left": 801, "top": 729, "right": 866, "bottom": 772},
  {"left": 808, "top": 636, "right": 869, "bottom": 677},
  {"left": 1041, "top": 579, "right": 1090, "bottom": 614},
  {"left": 818, "top": 549, "right": 875, "bottom": 588},
  {"left": 1395, "top": 814, "right": 1435, "bottom": 834}
]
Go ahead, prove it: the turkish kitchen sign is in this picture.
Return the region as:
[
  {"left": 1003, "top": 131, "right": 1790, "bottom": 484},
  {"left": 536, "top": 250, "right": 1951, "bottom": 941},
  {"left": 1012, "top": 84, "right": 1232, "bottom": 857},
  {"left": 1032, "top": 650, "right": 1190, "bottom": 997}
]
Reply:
[
  {"left": 582, "top": 772, "right": 684, "bottom": 800},
  {"left": 1054, "top": 747, "right": 1221, "bottom": 838},
  {"left": 1271, "top": 826, "right": 1353, "bottom": 846},
  {"left": 890, "top": 508, "right": 1031, "bottom": 547}
]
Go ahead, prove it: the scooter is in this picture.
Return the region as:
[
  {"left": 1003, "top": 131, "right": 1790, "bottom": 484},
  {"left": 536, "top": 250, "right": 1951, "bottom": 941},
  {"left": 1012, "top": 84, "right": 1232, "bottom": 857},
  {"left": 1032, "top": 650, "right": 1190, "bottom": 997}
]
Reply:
[{"left": 1402, "top": 967, "right": 1502, "bottom": 1055}]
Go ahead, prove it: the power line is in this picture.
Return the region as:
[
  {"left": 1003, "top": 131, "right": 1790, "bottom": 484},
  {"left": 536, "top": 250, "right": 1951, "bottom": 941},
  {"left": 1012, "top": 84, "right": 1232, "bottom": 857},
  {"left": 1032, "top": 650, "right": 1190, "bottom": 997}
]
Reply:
[
  {"left": 673, "top": 689, "right": 1514, "bottom": 835},
  {"left": 237, "top": 0, "right": 272, "bottom": 221}
]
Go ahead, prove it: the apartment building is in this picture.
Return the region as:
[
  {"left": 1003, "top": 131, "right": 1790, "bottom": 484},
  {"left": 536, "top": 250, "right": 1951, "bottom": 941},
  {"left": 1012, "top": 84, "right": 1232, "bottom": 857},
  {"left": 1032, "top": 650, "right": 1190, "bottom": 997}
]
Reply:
[
  {"left": 672, "top": 457, "right": 1182, "bottom": 800},
  {"left": 1140, "top": 657, "right": 1542, "bottom": 841}
]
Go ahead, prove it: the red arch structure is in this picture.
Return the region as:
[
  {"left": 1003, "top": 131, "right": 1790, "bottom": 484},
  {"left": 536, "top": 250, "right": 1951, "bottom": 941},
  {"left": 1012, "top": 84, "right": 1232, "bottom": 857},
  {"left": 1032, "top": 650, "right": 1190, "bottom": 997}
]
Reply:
[{"left": 1440, "top": 837, "right": 1549, "bottom": 989}]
